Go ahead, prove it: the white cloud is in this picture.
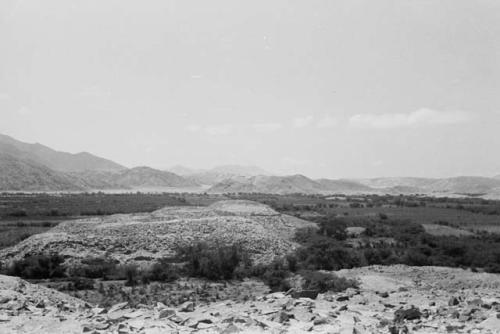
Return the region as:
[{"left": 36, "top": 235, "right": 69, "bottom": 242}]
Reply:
[
  {"left": 252, "top": 122, "right": 283, "bottom": 133},
  {"left": 293, "top": 115, "right": 314, "bottom": 128},
  {"left": 349, "top": 108, "right": 472, "bottom": 128},
  {"left": 0, "top": 93, "right": 9, "bottom": 100},
  {"left": 204, "top": 124, "right": 233, "bottom": 136},
  {"left": 316, "top": 115, "right": 337, "bottom": 128}
]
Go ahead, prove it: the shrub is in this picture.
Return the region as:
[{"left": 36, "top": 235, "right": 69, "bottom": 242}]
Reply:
[
  {"left": 123, "top": 264, "right": 139, "bottom": 286},
  {"left": 295, "top": 240, "right": 362, "bottom": 270},
  {"left": 294, "top": 227, "right": 318, "bottom": 243},
  {"left": 179, "top": 243, "right": 248, "bottom": 280},
  {"left": 69, "top": 257, "right": 118, "bottom": 279},
  {"left": 257, "top": 259, "right": 291, "bottom": 292},
  {"left": 7, "top": 254, "right": 65, "bottom": 279},
  {"left": 403, "top": 248, "right": 430, "bottom": 266},
  {"left": 144, "top": 260, "right": 180, "bottom": 282},
  {"left": 10, "top": 210, "right": 27, "bottom": 217},
  {"left": 318, "top": 218, "right": 347, "bottom": 240},
  {"left": 67, "top": 277, "right": 95, "bottom": 290},
  {"left": 301, "top": 270, "right": 358, "bottom": 293}
]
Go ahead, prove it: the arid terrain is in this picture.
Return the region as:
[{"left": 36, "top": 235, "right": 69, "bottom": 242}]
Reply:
[
  {"left": 1, "top": 265, "right": 500, "bottom": 333},
  {"left": 3, "top": 0, "right": 500, "bottom": 332},
  {"left": 0, "top": 199, "right": 499, "bottom": 333}
]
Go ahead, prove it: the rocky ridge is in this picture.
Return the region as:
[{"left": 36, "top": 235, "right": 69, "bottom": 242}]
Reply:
[{"left": 0, "top": 200, "right": 315, "bottom": 266}]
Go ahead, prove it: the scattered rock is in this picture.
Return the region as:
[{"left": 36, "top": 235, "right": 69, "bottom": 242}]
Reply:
[
  {"left": 291, "top": 290, "right": 319, "bottom": 300},
  {"left": 178, "top": 301, "right": 195, "bottom": 312},
  {"left": 448, "top": 296, "right": 460, "bottom": 306},
  {"left": 337, "top": 295, "right": 350, "bottom": 302},
  {"left": 157, "top": 308, "right": 175, "bottom": 319},
  {"left": 221, "top": 324, "right": 241, "bottom": 333},
  {"left": 108, "top": 302, "right": 128, "bottom": 314},
  {"left": 378, "top": 291, "right": 389, "bottom": 298},
  {"left": 394, "top": 306, "right": 422, "bottom": 322}
]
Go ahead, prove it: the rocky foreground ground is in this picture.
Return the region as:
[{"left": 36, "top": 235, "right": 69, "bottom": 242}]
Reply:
[{"left": 1, "top": 265, "right": 500, "bottom": 334}]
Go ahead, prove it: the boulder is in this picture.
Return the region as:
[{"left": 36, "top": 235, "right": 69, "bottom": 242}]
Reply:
[
  {"left": 337, "top": 295, "right": 350, "bottom": 302},
  {"left": 291, "top": 290, "right": 319, "bottom": 300},
  {"left": 178, "top": 301, "right": 195, "bottom": 312},
  {"left": 394, "top": 307, "right": 422, "bottom": 322},
  {"left": 157, "top": 308, "right": 175, "bottom": 319}
]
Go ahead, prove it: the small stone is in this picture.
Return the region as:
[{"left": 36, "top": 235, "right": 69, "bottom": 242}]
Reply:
[
  {"left": 170, "top": 315, "right": 183, "bottom": 324},
  {"left": 92, "top": 307, "right": 106, "bottom": 315},
  {"left": 82, "top": 325, "right": 93, "bottom": 332},
  {"left": 448, "top": 296, "right": 460, "bottom": 306},
  {"left": 221, "top": 324, "right": 241, "bottom": 334},
  {"left": 313, "top": 316, "right": 329, "bottom": 325},
  {"left": 338, "top": 305, "right": 348, "bottom": 312},
  {"left": 0, "top": 297, "right": 10, "bottom": 304},
  {"left": 108, "top": 302, "right": 128, "bottom": 314},
  {"left": 378, "top": 291, "right": 389, "bottom": 298},
  {"left": 394, "top": 307, "right": 421, "bottom": 322},
  {"left": 124, "top": 310, "right": 143, "bottom": 318},
  {"left": 291, "top": 290, "right": 320, "bottom": 300},
  {"left": 157, "top": 308, "right": 175, "bottom": 319},
  {"left": 178, "top": 301, "right": 195, "bottom": 312},
  {"left": 270, "top": 311, "right": 291, "bottom": 324}
]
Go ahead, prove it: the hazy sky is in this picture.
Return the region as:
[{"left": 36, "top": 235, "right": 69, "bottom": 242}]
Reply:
[{"left": 1, "top": 0, "right": 499, "bottom": 178}]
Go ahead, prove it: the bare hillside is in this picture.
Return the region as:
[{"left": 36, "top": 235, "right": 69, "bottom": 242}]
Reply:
[
  {"left": 0, "top": 133, "right": 125, "bottom": 173},
  {"left": 0, "top": 153, "right": 83, "bottom": 191},
  {"left": 208, "top": 175, "right": 328, "bottom": 194}
]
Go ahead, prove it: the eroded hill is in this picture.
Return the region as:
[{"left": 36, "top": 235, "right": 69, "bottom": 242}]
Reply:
[{"left": 0, "top": 200, "right": 315, "bottom": 266}]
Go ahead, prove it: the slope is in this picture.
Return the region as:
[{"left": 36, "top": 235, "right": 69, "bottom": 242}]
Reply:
[
  {"left": 0, "top": 133, "right": 125, "bottom": 172},
  {"left": 0, "top": 153, "right": 83, "bottom": 191},
  {"left": 208, "top": 175, "right": 327, "bottom": 194}
]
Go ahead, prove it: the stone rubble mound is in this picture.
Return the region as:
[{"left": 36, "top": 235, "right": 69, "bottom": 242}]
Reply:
[
  {"left": 0, "top": 200, "right": 316, "bottom": 266},
  {"left": 1, "top": 265, "right": 500, "bottom": 333}
]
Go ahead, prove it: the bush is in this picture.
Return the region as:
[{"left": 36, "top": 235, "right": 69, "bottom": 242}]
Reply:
[
  {"left": 122, "top": 264, "right": 139, "bottom": 286},
  {"left": 7, "top": 254, "right": 65, "bottom": 279},
  {"left": 318, "top": 218, "right": 348, "bottom": 240},
  {"left": 143, "top": 260, "right": 180, "bottom": 283},
  {"left": 67, "top": 277, "right": 95, "bottom": 290},
  {"left": 294, "top": 227, "right": 318, "bottom": 243},
  {"left": 69, "top": 257, "right": 119, "bottom": 279},
  {"left": 295, "top": 240, "right": 362, "bottom": 270},
  {"left": 179, "top": 243, "right": 249, "bottom": 280},
  {"left": 252, "top": 259, "right": 291, "bottom": 292},
  {"left": 10, "top": 210, "right": 27, "bottom": 217},
  {"left": 301, "top": 270, "right": 358, "bottom": 293}
]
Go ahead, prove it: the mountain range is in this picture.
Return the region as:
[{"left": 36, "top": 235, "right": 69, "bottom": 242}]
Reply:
[
  {"left": 0, "top": 133, "right": 124, "bottom": 173},
  {"left": 0, "top": 134, "right": 196, "bottom": 191},
  {"left": 206, "top": 175, "right": 500, "bottom": 196},
  {"left": 1, "top": 133, "right": 500, "bottom": 197},
  {"left": 167, "top": 164, "right": 270, "bottom": 185}
]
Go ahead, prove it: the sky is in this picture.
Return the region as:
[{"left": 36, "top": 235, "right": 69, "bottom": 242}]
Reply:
[{"left": 1, "top": 0, "right": 499, "bottom": 178}]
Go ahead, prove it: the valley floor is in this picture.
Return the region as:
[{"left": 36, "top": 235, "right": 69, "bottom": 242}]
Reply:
[{"left": 1, "top": 265, "right": 500, "bottom": 333}]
